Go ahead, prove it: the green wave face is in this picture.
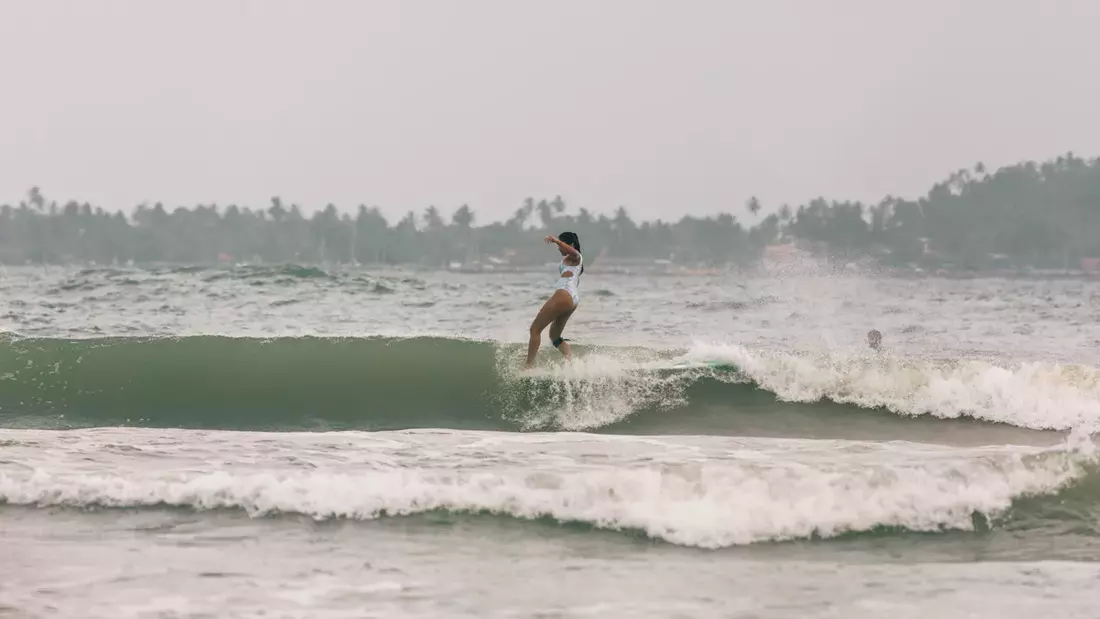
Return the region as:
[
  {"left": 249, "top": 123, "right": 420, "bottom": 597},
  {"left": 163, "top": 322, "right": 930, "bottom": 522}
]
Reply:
[
  {"left": 4, "top": 334, "right": 1095, "bottom": 438},
  {"left": 2, "top": 336, "right": 499, "bottom": 430},
  {"left": 0, "top": 335, "right": 746, "bottom": 432}
]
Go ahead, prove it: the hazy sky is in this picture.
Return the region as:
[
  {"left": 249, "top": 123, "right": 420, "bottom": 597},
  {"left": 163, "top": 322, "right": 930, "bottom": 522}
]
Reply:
[{"left": 2, "top": 0, "right": 1099, "bottom": 223}]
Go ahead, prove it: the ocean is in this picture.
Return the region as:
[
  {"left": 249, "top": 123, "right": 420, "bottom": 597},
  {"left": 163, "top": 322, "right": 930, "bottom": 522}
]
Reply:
[{"left": 2, "top": 264, "right": 1099, "bottom": 618}]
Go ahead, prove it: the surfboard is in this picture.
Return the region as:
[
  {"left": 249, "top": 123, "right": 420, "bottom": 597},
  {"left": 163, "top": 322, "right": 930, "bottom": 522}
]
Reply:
[
  {"left": 648, "top": 359, "right": 739, "bottom": 372},
  {"left": 518, "top": 359, "right": 737, "bottom": 380}
]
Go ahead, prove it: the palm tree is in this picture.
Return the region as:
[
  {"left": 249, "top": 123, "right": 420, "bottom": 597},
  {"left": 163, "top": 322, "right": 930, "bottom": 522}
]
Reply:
[
  {"left": 268, "top": 196, "right": 286, "bottom": 223},
  {"left": 27, "top": 186, "right": 45, "bottom": 213},
  {"left": 746, "top": 196, "right": 761, "bottom": 217},
  {"left": 551, "top": 195, "right": 566, "bottom": 215},
  {"left": 422, "top": 205, "right": 445, "bottom": 232},
  {"left": 451, "top": 205, "right": 476, "bottom": 262},
  {"left": 451, "top": 205, "right": 474, "bottom": 229}
]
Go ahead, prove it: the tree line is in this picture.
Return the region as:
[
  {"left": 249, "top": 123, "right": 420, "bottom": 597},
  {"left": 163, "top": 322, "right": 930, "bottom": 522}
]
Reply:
[{"left": 1, "top": 153, "right": 1098, "bottom": 270}]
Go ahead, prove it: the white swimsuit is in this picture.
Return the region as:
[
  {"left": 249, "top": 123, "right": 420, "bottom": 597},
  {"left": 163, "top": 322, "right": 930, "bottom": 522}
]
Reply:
[{"left": 556, "top": 253, "right": 583, "bottom": 305}]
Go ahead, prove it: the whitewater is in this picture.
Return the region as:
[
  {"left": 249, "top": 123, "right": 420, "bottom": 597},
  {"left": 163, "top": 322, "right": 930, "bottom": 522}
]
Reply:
[{"left": 3, "top": 265, "right": 1100, "bottom": 618}]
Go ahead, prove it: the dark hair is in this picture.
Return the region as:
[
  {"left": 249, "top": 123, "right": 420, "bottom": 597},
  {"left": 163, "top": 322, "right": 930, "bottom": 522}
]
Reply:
[{"left": 558, "top": 231, "right": 584, "bottom": 275}]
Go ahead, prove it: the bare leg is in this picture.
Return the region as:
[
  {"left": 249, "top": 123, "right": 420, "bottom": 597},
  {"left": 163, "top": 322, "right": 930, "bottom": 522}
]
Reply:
[
  {"left": 525, "top": 291, "right": 575, "bottom": 368},
  {"left": 549, "top": 307, "right": 576, "bottom": 360}
]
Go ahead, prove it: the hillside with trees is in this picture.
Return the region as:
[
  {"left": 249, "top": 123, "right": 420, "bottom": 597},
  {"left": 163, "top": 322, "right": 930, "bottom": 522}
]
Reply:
[{"left": 1, "top": 153, "right": 1098, "bottom": 271}]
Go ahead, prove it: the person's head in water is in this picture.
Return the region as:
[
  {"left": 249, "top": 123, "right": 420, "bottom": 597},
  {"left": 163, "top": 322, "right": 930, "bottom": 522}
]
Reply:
[
  {"left": 558, "top": 231, "right": 584, "bottom": 274},
  {"left": 867, "top": 329, "right": 882, "bottom": 351}
]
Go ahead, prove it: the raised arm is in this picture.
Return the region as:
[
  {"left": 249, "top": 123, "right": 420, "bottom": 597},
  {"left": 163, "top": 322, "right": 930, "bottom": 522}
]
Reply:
[{"left": 544, "top": 235, "right": 581, "bottom": 257}]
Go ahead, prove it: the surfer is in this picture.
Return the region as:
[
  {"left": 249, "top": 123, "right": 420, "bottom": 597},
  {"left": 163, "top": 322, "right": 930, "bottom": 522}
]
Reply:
[{"left": 525, "top": 231, "right": 584, "bottom": 368}]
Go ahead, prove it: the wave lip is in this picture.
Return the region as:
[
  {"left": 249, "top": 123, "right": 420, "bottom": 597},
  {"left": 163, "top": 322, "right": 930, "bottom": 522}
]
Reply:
[{"left": 1, "top": 429, "right": 1094, "bottom": 548}]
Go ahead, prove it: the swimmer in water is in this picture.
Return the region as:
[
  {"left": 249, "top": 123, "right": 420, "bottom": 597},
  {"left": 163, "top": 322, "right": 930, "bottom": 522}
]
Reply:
[
  {"left": 525, "top": 231, "right": 584, "bottom": 369},
  {"left": 867, "top": 329, "right": 883, "bottom": 352}
]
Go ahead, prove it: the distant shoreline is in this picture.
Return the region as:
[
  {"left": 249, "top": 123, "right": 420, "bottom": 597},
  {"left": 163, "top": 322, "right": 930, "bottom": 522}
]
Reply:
[{"left": 3, "top": 261, "right": 1098, "bottom": 281}]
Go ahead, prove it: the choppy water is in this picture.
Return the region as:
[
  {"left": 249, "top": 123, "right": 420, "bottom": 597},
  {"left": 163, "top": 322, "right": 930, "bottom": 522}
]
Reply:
[{"left": 2, "top": 264, "right": 1100, "bottom": 618}]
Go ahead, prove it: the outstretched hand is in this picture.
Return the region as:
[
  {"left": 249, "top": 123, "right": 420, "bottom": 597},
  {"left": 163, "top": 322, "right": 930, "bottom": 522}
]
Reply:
[{"left": 544, "top": 235, "right": 557, "bottom": 245}]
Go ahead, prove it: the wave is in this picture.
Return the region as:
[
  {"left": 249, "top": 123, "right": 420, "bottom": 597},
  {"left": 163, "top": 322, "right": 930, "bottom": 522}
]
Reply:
[
  {"left": 34, "top": 264, "right": 426, "bottom": 297},
  {"left": 2, "top": 335, "right": 1098, "bottom": 433},
  {"left": 1, "top": 428, "right": 1096, "bottom": 548},
  {"left": 685, "top": 342, "right": 1100, "bottom": 432}
]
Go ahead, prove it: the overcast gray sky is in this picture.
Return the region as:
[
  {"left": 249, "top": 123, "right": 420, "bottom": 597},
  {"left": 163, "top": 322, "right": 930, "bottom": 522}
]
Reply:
[{"left": 2, "top": 0, "right": 1098, "bottom": 223}]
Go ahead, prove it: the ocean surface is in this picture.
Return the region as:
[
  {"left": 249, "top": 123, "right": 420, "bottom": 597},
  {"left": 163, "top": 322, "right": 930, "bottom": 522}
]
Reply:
[{"left": 2, "top": 263, "right": 1100, "bottom": 618}]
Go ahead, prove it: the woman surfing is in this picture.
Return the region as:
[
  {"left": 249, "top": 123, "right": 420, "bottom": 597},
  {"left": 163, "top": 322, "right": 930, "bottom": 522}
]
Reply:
[{"left": 525, "top": 231, "right": 584, "bottom": 369}]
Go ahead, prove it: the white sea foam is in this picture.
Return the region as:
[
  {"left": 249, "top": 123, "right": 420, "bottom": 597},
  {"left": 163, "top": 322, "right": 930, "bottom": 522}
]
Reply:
[
  {"left": 492, "top": 341, "right": 1100, "bottom": 432},
  {"left": 0, "top": 428, "right": 1092, "bottom": 549},
  {"left": 681, "top": 342, "right": 1100, "bottom": 431},
  {"left": 497, "top": 345, "right": 697, "bottom": 430}
]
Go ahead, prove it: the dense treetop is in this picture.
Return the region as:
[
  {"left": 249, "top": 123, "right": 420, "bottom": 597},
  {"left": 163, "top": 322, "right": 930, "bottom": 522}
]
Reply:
[{"left": 2, "top": 153, "right": 1098, "bottom": 270}]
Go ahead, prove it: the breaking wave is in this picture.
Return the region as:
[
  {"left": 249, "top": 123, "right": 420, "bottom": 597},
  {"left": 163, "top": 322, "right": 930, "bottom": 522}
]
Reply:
[
  {"left": 1, "top": 428, "right": 1096, "bottom": 548},
  {"left": 1, "top": 335, "right": 1098, "bottom": 433}
]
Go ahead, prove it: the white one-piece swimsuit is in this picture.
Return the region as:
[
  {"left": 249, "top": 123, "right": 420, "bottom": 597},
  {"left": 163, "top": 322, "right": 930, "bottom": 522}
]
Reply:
[{"left": 556, "top": 253, "right": 583, "bottom": 305}]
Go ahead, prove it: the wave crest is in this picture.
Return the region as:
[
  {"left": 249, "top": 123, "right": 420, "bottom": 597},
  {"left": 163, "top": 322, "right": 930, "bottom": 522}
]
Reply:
[{"left": 1, "top": 429, "right": 1094, "bottom": 548}]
